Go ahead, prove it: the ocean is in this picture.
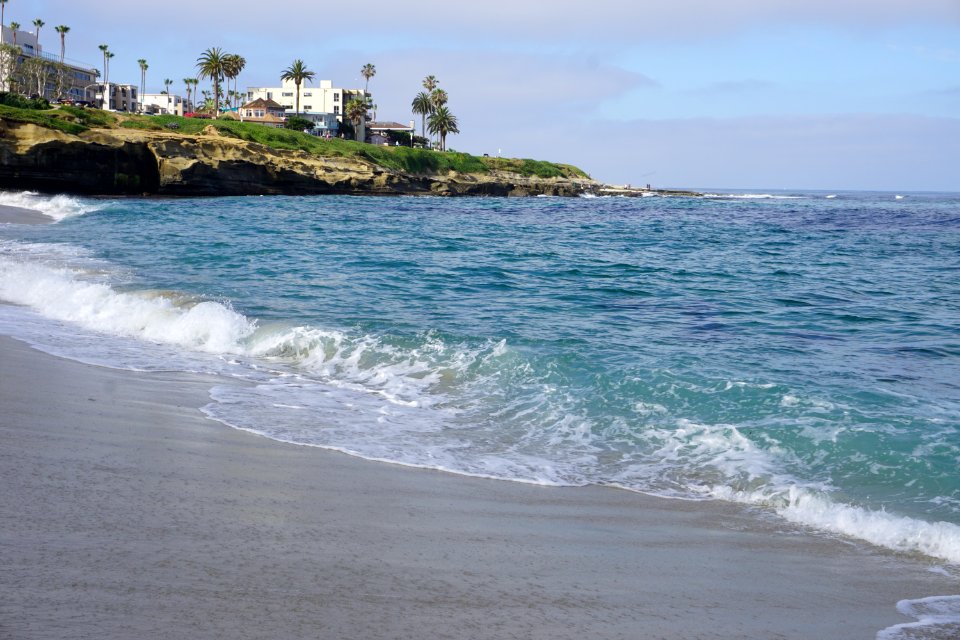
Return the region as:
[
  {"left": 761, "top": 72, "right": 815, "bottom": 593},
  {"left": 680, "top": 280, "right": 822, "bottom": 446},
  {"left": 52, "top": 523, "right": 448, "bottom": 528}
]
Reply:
[{"left": 2, "top": 188, "right": 959, "bottom": 569}]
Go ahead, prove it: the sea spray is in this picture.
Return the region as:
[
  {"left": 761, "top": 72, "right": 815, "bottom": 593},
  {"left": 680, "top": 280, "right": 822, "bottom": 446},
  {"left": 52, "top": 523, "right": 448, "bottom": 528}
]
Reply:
[{"left": 0, "top": 190, "right": 105, "bottom": 221}]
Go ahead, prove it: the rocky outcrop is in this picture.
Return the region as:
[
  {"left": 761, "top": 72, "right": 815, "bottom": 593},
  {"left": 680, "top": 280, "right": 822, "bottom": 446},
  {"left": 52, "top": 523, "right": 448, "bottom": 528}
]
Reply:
[{"left": 0, "top": 121, "right": 601, "bottom": 197}]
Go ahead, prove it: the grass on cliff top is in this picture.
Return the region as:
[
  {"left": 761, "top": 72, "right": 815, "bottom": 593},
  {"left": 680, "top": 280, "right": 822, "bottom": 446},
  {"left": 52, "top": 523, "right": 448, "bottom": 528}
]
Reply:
[{"left": 0, "top": 105, "right": 589, "bottom": 179}]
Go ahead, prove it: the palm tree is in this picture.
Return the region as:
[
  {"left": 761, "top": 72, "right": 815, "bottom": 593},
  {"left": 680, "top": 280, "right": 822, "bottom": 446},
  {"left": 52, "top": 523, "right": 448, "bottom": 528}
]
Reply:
[
  {"left": 236, "top": 57, "right": 246, "bottom": 107},
  {"left": 190, "top": 78, "right": 200, "bottom": 109},
  {"left": 163, "top": 78, "right": 173, "bottom": 110},
  {"left": 32, "top": 18, "right": 43, "bottom": 41},
  {"left": 98, "top": 44, "right": 108, "bottom": 82},
  {"left": 182, "top": 78, "right": 193, "bottom": 110},
  {"left": 106, "top": 52, "right": 114, "bottom": 85},
  {"left": 280, "top": 59, "right": 315, "bottom": 116},
  {"left": 431, "top": 88, "right": 448, "bottom": 110},
  {"left": 0, "top": 1, "right": 8, "bottom": 28},
  {"left": 361, "top": 63, "right": 376, "bottom": 93},
  {"left": 196, "top": 47, "right": 227, "bottom": 116},
  {"left": 138, "top": 59, "right": 148, "bottom": 111},
  {"left": 422, "top": 75, "right": 438, "bottom": 93},
  {"left": 222, "top": 53, "right": 239, "bottom": 109},
  {"left": 9, "top": 22, "right": 18, "bottom": 45},
  {"left": 427, "top": 106, "right": 459, "bottom": 152},
  {"left": 55, "top": 25, "right": 70, "bottom": 63},
  {"left": 345, "top": 97, "right": 370, "bottom": 141},
  {"left": 411, "top": 91, "right": 432, "bottom": 142}
]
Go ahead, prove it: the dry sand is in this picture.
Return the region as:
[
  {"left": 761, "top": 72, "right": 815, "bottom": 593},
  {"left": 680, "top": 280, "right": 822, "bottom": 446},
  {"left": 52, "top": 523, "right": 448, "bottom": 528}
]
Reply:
[{"left": 0, "top": 334, "right": 955, "bottom": 640}]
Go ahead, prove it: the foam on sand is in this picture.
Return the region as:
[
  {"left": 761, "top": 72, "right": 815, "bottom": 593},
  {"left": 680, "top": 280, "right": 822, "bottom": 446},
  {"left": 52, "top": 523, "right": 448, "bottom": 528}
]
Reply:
[
  {"left": 876, "top": 595, "right": 960, "bottom": 640},
  {"left": 0, "top": 190, "right": 104, "bottom": 222}
]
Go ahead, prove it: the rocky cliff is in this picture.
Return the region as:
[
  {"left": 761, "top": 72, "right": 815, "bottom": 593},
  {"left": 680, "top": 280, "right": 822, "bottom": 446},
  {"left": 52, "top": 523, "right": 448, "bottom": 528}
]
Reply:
[{"left": 0, "top": 120, "right": 601, "bottom": 197}]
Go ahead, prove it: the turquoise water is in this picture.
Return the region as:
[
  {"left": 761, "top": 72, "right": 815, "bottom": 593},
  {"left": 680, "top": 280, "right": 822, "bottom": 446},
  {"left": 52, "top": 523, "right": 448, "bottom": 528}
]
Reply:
[{"left": 2, "top": 189, "right": 959, "bottom": 563}]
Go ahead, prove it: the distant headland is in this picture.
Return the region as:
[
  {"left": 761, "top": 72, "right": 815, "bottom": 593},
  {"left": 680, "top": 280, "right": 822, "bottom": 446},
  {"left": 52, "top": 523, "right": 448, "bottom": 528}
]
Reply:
[{"left": 0, "top": 105, "right": 699, "bottom": 198}]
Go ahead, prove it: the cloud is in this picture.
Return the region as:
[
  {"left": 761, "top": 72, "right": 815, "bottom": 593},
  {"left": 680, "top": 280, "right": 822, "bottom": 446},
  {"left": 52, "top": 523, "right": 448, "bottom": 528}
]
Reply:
[
  {"left": 469, "top": 113, "right": 960, "bottom": 192},
  {"left": 315, "top": 49, "right": 655, "bottom": 133},
  {"left": 690, "top": 80, "right": 778, "bottom": 95},
  {"left": 30, "top": 0, "right": 960, "bottom": 51}
]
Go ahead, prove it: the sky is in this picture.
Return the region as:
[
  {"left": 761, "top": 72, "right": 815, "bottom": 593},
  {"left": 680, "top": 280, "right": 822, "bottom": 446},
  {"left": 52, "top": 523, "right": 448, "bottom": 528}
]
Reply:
[{"left": 20, "top": 0, "right": 960, "bottom": 191}]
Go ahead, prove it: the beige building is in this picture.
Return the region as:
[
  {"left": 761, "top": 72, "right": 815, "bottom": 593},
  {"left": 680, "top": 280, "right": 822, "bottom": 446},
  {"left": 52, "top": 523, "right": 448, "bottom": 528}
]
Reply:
[
  {"left": 245, "top": 79, "right": 368, "bottom": 134},
  {"left": 0, "top": 24, "right": 98, "bottom": 102}
]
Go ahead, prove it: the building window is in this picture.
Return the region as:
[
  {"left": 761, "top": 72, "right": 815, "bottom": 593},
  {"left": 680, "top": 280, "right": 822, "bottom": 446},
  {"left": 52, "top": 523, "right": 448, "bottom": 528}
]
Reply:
[
  {"left": 303, "top": 105, "right": 311, "bottom": 111},
  {"left": 334, "top": 106, "right": 339, "bottom": 114},
  {"left": 267, "top": 92, "right": 272, "bottom": 100},
  {"left": 333, "top": 94, "right": 339, "bottom": 102},
  {"left": 282, "top": 92, "right": 293, "bottom": 97},
  {"left": 303, "top": 92, "right": 312, "bottom": 97}
]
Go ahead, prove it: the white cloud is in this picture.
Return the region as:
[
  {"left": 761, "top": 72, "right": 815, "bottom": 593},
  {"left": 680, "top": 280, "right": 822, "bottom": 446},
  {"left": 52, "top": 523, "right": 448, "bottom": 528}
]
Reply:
[
  {"left": 527, "top": 114, "right": 960, "bottom": 191},
  {"left": 31, "top": 0, "right": 960, "bottom": 49}
]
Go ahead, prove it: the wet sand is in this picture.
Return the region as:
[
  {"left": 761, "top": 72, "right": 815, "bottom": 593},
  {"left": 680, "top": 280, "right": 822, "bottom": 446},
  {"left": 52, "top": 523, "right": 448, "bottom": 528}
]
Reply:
[
  {"left": 0, "top": 204, "right": 54, "bottom": 224},
  {"left": 0, "top": 335, "right": 954, "bottom": 640}
]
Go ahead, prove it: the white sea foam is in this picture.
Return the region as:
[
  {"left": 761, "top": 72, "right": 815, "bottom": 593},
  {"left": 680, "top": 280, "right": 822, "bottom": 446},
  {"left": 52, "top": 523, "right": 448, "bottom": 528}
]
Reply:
[
  {"left": 0, "top": 247, "right": 254, "bottom": 353},
  {"left": 876, "top": 595, "right": 960, "bottom": 640},
  {"left": 703, "top": 193, "right": 804, "bottom": 200},
  {"left": 0, "top": 190, "right": 105, "bottom": 221}
]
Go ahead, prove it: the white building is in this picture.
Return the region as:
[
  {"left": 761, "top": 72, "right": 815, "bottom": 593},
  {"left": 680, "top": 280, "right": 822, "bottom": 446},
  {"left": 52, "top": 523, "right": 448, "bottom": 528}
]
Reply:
[
  {"left": 245, "top": 79, "right": 368, "bottom": 136},
  {"left": 88, "top": 83, "right": 138, "bottom": 112},
  {"left": 142, "top": 92, "right": 184, "bottom": 116},
  {"left": 0, "top": 24, "right": 98, "bottom": 102}
]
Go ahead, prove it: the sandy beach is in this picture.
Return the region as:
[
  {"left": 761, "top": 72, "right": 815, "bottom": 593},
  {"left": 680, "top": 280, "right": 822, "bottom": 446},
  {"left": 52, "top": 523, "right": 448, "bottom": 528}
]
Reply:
[
  {"left": 0, "top": 333, "right": 954, "bottom": 639},
  {"left": 0, "top": 204, "right": 55, "bottom": 225}
]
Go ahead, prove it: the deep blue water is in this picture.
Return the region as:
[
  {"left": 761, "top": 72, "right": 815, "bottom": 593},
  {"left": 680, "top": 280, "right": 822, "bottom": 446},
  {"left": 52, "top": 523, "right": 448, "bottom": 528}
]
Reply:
[{"left": 2, "top": 189, "right": 959, "bottom": 562}]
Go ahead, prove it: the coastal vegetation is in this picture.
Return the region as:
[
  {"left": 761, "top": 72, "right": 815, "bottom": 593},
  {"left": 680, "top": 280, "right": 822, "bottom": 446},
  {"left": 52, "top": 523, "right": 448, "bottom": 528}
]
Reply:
[{"left": 0, "top": 101, "right": 587, "bottom": 179}]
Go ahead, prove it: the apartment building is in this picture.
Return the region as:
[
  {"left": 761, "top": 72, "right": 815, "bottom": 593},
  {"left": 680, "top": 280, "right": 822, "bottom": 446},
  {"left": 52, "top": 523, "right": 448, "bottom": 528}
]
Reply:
[
  {"left": 245, "top": 79, "right": 368, "bottom": 135},
  {"left": 0, "top": 24, "right": 98, "bottom": 102}
]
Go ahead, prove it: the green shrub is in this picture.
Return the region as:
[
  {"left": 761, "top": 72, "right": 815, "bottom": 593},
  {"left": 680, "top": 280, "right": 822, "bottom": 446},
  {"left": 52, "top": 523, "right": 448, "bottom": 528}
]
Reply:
[
  {"left": 0, "top": 103, "right": 87, "bottom": 134},
  {"left": 284, "top": 116, "right": 315, "bottom": 132},
  {"left": 0, "top": 92, "right": 50, "bottom": 110}
]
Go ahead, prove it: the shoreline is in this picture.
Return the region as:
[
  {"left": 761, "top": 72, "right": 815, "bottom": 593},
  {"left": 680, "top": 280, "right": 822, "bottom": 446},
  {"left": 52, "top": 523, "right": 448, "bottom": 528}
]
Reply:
[
  {"left": 1, "top": 334, "right": 956, "bottom": 639},
  {"left": 0, "top": 203, "right": 55, "bottom": 224}
]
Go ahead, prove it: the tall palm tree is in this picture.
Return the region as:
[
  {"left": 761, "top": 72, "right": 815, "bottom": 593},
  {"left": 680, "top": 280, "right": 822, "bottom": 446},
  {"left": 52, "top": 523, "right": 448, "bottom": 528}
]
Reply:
[
  {"left": 138, "top": 59, "right": 148, "bottom": 111},
  {"left": 55, "top": 25, "right": 70, "bottom": 63},
  {"left": 9, "top": 22, "right": 18, "bottom": 45},
  {"left": 0, "top": 1, "right": 8, "bottom": 28},
  {"left": 196, "top": 47, "right": 227, "bottom": 116},
  {"left": 183, "top": 78, "right": 194, "bottom": 111},
  {"left": 106, "top": 52, "right": 114, "bottom": 85},
  {"left": 431, "top": 88, "right": 448, "bottom": 110},
  {"left": 280, "top": 59, "right": 315, "bottom": 116},
  {"left": 98, "top": 44, "right": 109, "bottom": 82},
  {"left": 422, "top": 75, "right": 438, "bottom": 93},
  {"left": 222, "top": 53, "right": 239, "bottom": 109},
  {"left": 191, "top": 78, "right": 200, "bottom": 109},
  {"left": 411, "top": 91, "right": 432, "bottom": 142},
  {"left": 361, "top": 63, "right": 376, "bottom": 93},
  {"left": 427, "top": 106, "right": 459, "bottom": 152},
  {"left": 224, "top": 54, "right": 246, "bottom": 109},
  {"left": 32, "top": 18, "right": 43, "bottom": 41},
  {"left": 345, "top": 97, "right": 370, "bottom": 141}
]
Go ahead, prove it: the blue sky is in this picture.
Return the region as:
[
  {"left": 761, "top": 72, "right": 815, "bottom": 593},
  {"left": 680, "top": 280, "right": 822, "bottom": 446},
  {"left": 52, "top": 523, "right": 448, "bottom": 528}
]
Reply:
[{"left": 21, "top": 0, "right": 960, "bottom": 190}]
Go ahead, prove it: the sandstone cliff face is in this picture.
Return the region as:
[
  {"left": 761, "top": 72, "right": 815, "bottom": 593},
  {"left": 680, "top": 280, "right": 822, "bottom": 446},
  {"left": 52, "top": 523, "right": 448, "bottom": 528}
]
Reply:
[{"left": 0, "top": 121, "right": 599, "bottom": 197}]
